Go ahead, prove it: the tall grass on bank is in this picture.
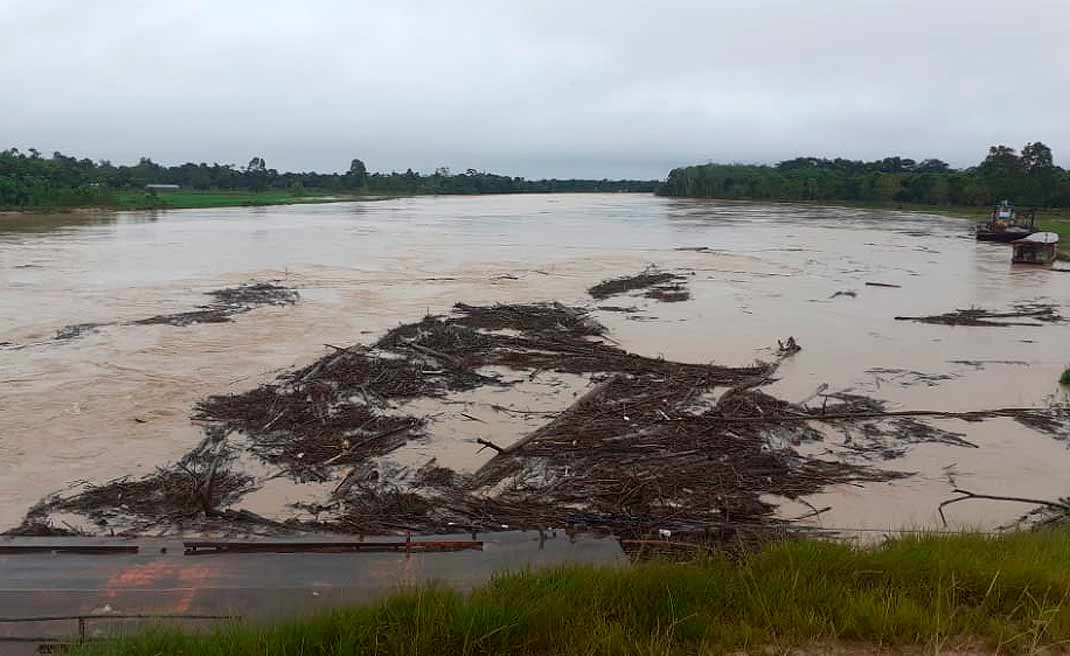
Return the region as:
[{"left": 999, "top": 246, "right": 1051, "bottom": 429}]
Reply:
[{"left": 71, "top": 530, "right": 1070, "bottom": 655}]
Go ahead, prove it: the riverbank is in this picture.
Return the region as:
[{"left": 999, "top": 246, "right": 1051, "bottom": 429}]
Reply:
[
  {"left": 788, "top": 199, "right": 1070, "bottom": 223},
  {"left": 898, "top": 203, "right": 1070, "bottom": 259},
  {"left": 115, "top": 189, "right": 400, "bottom": 210},
  {"left": 69, "top": 529, "right": 1070, "bottom": 655},
  {"left": 787, "top": 200, "right": 1070, "bottom": 258},
  {"left": 0, "top": 190, "right": 401, "bottom": 215}
]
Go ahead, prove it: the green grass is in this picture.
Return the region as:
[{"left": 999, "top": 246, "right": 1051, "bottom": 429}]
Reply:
[
  {"left": 1035, "top": 217, "right": 1070, "bottom": 248},
  {"left": 71, "top": 530, "right": 1070, "bottom": 655},
  {"left": 115, "top": 190, "right": 394, "bottom": 210}
]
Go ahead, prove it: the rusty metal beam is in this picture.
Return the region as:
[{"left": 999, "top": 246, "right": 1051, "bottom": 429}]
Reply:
[
  {"left": 0, "top": 544, "right": 139, "bottom": 555},
  {"left": 0, "top": 614, "right": 235, "bottom": 623},
  {"left": 183, "top": 540, "right": 483, "bottom": 555}
]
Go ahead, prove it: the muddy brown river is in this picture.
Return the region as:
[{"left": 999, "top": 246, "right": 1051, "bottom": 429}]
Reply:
[{"left": 3, "top": 194, "right": 1069, "bottom": 535}]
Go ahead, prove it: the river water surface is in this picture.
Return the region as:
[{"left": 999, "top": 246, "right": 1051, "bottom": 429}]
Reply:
[{"left": 3, "top": 194, "right": 1069, "bottom": 534}]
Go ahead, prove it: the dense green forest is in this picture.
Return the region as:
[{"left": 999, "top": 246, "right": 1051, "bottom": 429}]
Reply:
[
  {"left": 8, "top": 142, "right": 1067, "bottom": 212},
  {"left": 658, "top": 142, "right": 1070, "bottom": 208},
  {"left": 0, "top": 148, "right": 655, "bottom": 210}
]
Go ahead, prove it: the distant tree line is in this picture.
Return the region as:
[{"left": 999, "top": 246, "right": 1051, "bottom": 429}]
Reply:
[
  {"left": 658, "top": 142, "right": 1069, "bottom": 208},
  {"left": 0, "top": 149, "right": 657, "bottom": 210}
]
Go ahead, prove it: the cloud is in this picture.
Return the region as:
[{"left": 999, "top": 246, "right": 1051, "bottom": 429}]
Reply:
[{"left": 2, "top": 0, "right": 1068, "bottom": 178}]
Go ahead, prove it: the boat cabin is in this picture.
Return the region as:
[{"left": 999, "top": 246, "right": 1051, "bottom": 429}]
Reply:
[
  {"left": 1011, "top": 232, "right": 1059, "bottom": 266},
  {"left": 995, "top": 200, "right": 1015, "bottom": 222}
]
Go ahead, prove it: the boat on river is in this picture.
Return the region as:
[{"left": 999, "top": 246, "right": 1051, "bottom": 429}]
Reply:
[
  {"left": 1011, "top": 232, "right": 1059, "bottom": 266},
  {"left": 976, "top": 200, "right": 1036, "bottom": 242}
]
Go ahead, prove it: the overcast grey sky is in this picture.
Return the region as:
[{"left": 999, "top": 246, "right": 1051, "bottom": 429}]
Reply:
[{"left": 2, "top": 0, "right": 1068, "bottom": 179}]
